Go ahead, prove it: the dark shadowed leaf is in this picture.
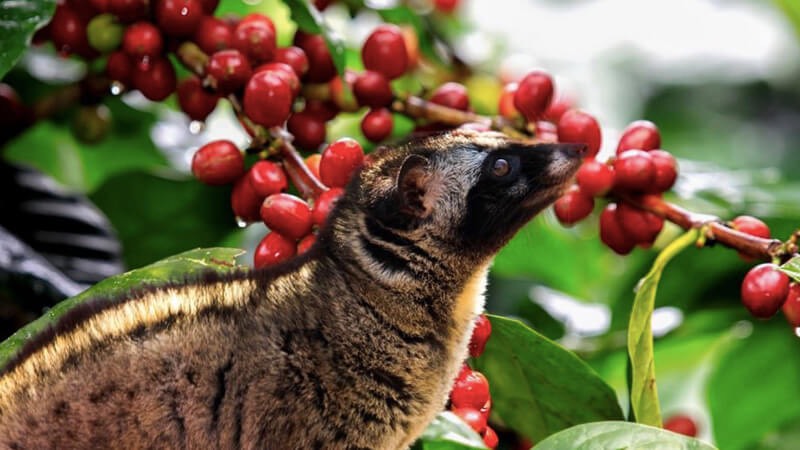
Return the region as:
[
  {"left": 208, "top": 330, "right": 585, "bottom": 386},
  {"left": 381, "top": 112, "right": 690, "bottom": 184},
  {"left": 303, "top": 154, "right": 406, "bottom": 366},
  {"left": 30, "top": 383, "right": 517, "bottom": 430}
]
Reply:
[
  {"left": 708, "top": 323, "right": 800, "bottom": 450},
  {"left": 0, "top": 247, "right": 244, "bottom": 369},
  {"left": 472, "top": 316, "right": 623, "bottom": 442},
  {"left": 0, "top": 0, "right": 56, "bottom": 78},
  {"left": 532, "top": 421, "right": 717, "bottom": 450},
  {"left": 628, "top": 230, "right": 698, "bottom": 426},
  {"left": 0, "top": 162, "right": 124, "bottom": 284},
  {"left": 280, "top": 0, "right": 346, "bottom": 75},
  {"left": 89, "top": 171, "right": 237, "bottom": 269},
  {"left": 415, "top": 412, "right": 487, "bottom": 450}
]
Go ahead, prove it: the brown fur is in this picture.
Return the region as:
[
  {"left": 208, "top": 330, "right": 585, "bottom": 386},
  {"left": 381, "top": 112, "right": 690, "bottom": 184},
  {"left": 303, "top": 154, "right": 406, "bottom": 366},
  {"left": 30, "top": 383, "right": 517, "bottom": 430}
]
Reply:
[{"left": 0, "top": 131, "right": 582, "bottom": 449}]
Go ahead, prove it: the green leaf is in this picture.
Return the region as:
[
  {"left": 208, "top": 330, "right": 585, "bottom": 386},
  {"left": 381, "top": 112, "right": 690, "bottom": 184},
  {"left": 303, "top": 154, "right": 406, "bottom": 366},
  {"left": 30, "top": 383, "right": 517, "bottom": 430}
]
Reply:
[
  {"left": 471, "top": 316, "right": 623, "bottom": 442},
  {"left": 627, "top": 229, "right": 698, "bottom": 427},
  {"left": 416, "top": 412, "right": 487, "bottom": 450},
  {"left": 0, "top": 0, "right": 56, "bottom": 79},
  {"left": 4, "top": 97, "right": 169, "bottom": 193},
  {"left": 532, "top": 421, "right": 718, "bottom": 450},
  {"left": 0, "top": 247, "right": 244, "bottom": 368},
  {"left": 780, "top": 255, "right": 800, "bottom": 283},
  {"left": 708, "top": 323, "right": 800, "bottom": 450},
  {"left": 775, "top": 0, "right": 800, "bottom": 39},
  {"left": 89, "top": 171, "right": 238, "bottom": 269},
  {"left": 280, "top": 0, "right": 346, "bottom": 75}
]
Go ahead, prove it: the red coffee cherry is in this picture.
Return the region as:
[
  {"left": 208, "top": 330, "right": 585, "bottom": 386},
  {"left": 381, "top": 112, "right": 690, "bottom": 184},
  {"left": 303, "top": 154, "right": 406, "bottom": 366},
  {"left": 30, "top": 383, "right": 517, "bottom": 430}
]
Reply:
[
  {"left": 649, "top": 149, "right": 678, "bottom": 193},
  {"left": 243, "top": 70, "right": 293, "bottom": 128},
  {"left": 194, "top": 16, "right": 233, "bottom": 54},
  {"left": 122, "top": 22, "right": 163, "bottom": 62},
  {"left": 254, "top": 231, "right": 297, "bottom": 268},
  {"left": 451, "top": 407, "right": 487, "bottom": 435},
  {"left": 731, "top": 215, "right": 770, "bottom": 261},
  {"left": 294, "top": 31, "right": 336, "bottom": 83},
  {"left": 304, "top": 99, "right": 339, "bottom": 122},
  {"left": 400, "top": 25, "right": 419, "bottom": 69},
  {"left": 231, "top": 175, "right": 263, "bottom": 222},
  {"left": 255, "top": 62, "right": 301, "bottom": 96},
  {"left": 361, "top": 108, "right": 394, "bottom": 143},
  {"left": 613, "top": 149, "right": 655, "bottom": 192},
  {"left": 248, "top": 160, "right": 288, "bottom": 197},
  {"left": 207, "top": 49, "right": 252, "bottom": 94},
  {"left": 553, "top": 186, "right": 594, "bottom": 226},
  {"left": 177, "top": 76, "right": 218, "bottom": 121},
  {"left": 781, "top": 283, "right": 800, "bottom": 327},
  {"left": 287, "top": 111, "right": 327, "bottom": 150},
  {"left": 199, "top": 0, "right": 219, "bottom": 14},
  {"left": 232, "top": 14, "right": 276, "bottom": 65},
  {"left": 731, "top": 216, "right": 771, "bottom": 239},
  {"left": 615, "top": 201, "right": 663, "bottom": 246},
  {"left": 106, "top": 50, "right": 134, "bottom": 86},
  {"left": 361, "top": 25, "right": 409, "bottom": 80},
  {"left": 557, "top": 109, "right": 602, "bottom": 159},
  {"left": 498, "top": 83, "right": 520, "bottom": 119},
  {"left": 617, "top": 120, "right": 661, "bottom": 155},
  {"left": 320, "top": 138, "right": 365, "bottom": 188},
  {"left": 260, "top": 193, "right": 314, "bottom": 240},
  {"left": 513, "top": 71, "right": 554, "bottom": 122},
  {"left": 108, "top": 0, "right": 149, "bottom": 23},
  {"left": 430, "top": 82, "right": 470, "bottom": 111},
  {"left": 274, "top": 46, "right": 309, "bottom": 77},
  {"left": 663, "top": 414, "right": 698, "bottom": 437},
  {"left": 192, "top": 140, "right": 244, "bottom": 185},
  {"left": 155, "top": 0, "right": 204, "bottom": 38},
  {"left": 741, "top": 263, "right": 791, "bottom": 319},
  {"left": 297, "top": 234, "right": 316, "bottom": 254},
  {"left": 576, "top": 159, "right": 615, "bottom": 197},
  {"left": 354, "top": 70, "right": 393, "bottom": 108},
  {"left": 305, "top": 154, "right": 322, "bottom": 181},
  {"left": 483, "top": 426, "right": 499, "bottom": 450},
  {"left": 544, "top": 92, "right": 573, "bottom": 123},
  {"left": 435, "top": 0, "right": 459, "bottom": 13},
  {"left": 468, "top": 314, "right": 492, "bottom": 358},
  {"left": 90, "top": 0, "right": 111, "bottom": 12},
  {"left": 50, "top": 5, "right": 95, "bottom": 58},
  {"left": 132, "top": 57, "right": 177, "bottom": 101},
  {"left": 600, "top": 203, "right": 636, "bottom": 255},
  {"left": 312, "top": 187, "right": 345, "bottom": 227},
  {"left": 451, "top": 367, "right": 490, "bottom": 410}
]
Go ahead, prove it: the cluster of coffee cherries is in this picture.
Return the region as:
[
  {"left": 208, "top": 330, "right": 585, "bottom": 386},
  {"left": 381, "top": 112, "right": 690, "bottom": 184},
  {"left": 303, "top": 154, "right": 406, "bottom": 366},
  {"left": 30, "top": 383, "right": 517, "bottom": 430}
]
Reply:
[
  {"left": 496, "top": 71, "right": 676, "bottom": 252},
  {"left": 192, "top": 136, "right": 364, "bottom": 267},
  {"left": 496, "top": 69, "right": 800, "bottom": 328},
  {"left": 449, "top": 314, "right": 499, "bottom": 448}
]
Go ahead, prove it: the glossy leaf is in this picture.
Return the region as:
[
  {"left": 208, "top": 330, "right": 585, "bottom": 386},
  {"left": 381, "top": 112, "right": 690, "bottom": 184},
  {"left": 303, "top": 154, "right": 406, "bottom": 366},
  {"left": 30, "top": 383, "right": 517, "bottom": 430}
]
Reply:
[
  {"left": 780, "top": 255, "right": 800, "bottom": 283},
  {"left": 89, "top": 171, "right": 237, "bottom": 269},
  {"left": 708, "top": 323, "right": 800, "bottom": 450},
  {"left": 0, "top": 247, "right": 244, "bottom": 368},
  {"left": 0, "top": 0, "right": 56, "bottom": 78},
  {"left": 628, "top": 229, "right": 698, "bottom": 426},
  {"left": 533, "top": 421, "right": 717, "bottom": 450},
  {"left": 280, "top": 0, "right": 346, "bottom": 75},
  {"left": 472, "top": 316, "right": 623, "bottom": 442},
  {"left": 415, "top": 412, "right": 487, "bottom": 450}
]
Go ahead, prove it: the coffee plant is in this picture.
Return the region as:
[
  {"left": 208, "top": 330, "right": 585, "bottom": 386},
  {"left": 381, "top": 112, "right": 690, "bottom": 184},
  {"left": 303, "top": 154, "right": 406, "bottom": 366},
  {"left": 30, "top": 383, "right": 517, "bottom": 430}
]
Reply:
[{"left": 1, "top": 0, "right": 799, "bottom": 448}]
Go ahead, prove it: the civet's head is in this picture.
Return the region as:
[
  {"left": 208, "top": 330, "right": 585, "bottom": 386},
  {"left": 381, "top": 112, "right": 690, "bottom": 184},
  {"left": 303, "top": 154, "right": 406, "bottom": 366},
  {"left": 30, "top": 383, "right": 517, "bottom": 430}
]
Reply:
[{"left": 326, "top": 130, "right": 584, "bottom": 271}]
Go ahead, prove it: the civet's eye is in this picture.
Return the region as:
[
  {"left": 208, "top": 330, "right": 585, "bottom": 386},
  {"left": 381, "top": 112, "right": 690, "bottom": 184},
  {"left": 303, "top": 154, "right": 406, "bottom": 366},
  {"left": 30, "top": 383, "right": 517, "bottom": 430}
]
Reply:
[{"left": 492, "top": 158, "right": 511, "bottom": 177}]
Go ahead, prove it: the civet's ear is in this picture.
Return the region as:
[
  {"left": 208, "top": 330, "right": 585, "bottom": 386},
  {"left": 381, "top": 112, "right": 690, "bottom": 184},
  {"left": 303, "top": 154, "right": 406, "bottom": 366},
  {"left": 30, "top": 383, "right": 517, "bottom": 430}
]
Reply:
[{"left": 396, "top": 154, "right": 435, "bottom": 218}]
